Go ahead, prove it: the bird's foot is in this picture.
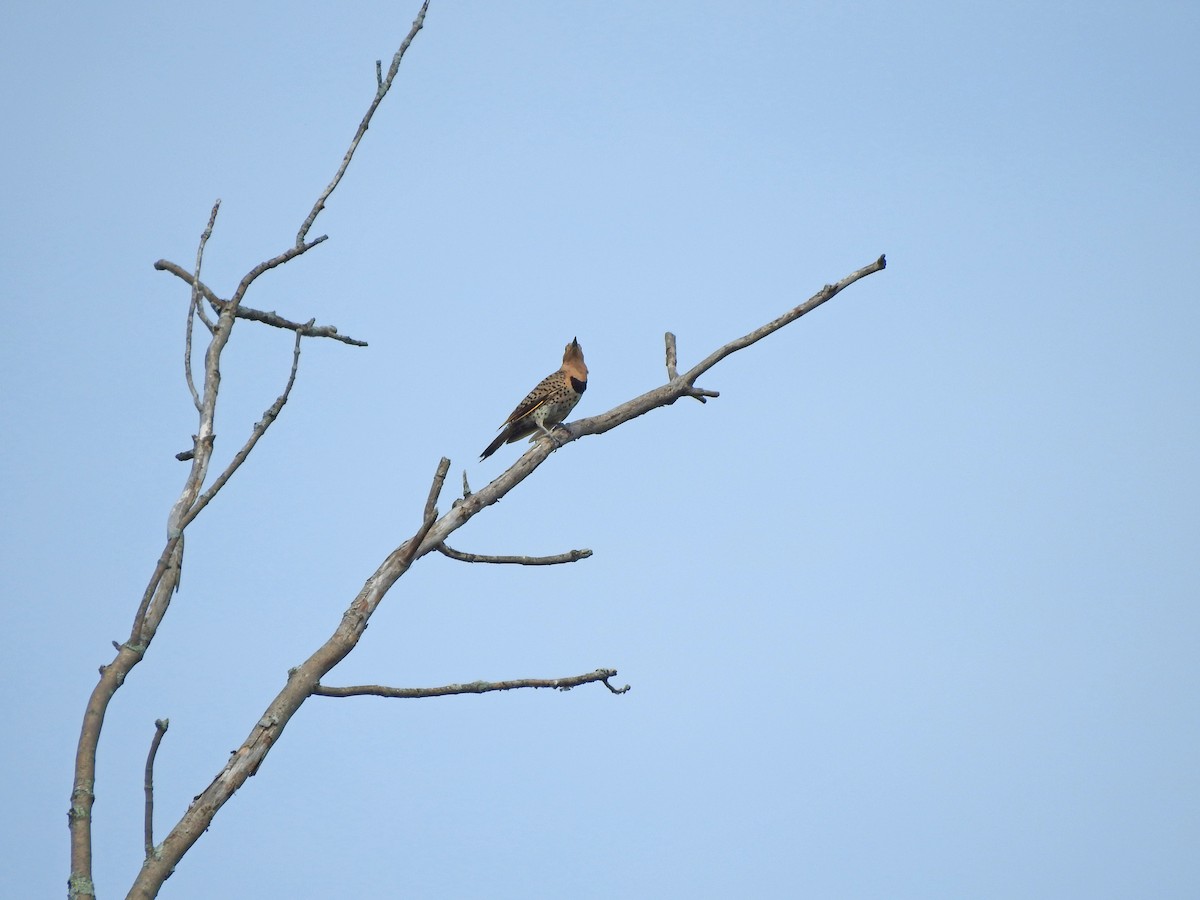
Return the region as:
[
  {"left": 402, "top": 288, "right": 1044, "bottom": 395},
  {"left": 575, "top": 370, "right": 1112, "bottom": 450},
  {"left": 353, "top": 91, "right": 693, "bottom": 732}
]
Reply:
[{"left": 540, "top": 423, "right": 573, "bottom": 450}]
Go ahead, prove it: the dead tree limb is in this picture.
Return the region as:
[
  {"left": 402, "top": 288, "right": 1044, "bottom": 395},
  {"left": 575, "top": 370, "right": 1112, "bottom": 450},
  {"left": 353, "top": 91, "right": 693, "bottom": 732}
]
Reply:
[
  {"left": 436, "top": 544, "right": 593, "bottom": 565},
  {"left": 154, "top": 258, "right": 367, "bottom": 347},
  {"left": 313, "top": 668, "right": 627, "bottom": 699}
]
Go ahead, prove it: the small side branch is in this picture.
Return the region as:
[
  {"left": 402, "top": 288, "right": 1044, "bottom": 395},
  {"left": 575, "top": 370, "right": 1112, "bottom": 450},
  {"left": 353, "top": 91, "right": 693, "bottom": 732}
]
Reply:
[
  {"left": 437, "top": 544, "right": 592, "bottom": 566},
  {"left": 313, "top": 668, "right": 628, "bottom": 699},
  {"left": 143, "top": 719, "right": 169, "bottom": 858}
]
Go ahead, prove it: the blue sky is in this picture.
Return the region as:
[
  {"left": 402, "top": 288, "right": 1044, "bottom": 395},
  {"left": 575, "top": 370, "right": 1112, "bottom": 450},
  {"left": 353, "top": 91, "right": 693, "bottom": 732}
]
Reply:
[{"left": 3, "top": 1, "right": 1198, "bottom": 897}]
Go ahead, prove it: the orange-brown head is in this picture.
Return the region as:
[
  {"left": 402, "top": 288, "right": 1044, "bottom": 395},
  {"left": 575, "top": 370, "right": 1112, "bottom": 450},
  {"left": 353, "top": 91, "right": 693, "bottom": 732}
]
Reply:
[{"left": 562, "top": 337, "right": 587, "bottom": 384}]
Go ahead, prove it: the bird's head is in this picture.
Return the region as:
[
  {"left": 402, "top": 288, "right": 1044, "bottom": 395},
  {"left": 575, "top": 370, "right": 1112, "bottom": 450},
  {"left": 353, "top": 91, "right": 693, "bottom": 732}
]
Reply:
[{"left": 562, "top": 337, "right": 587, "bottom": 380}]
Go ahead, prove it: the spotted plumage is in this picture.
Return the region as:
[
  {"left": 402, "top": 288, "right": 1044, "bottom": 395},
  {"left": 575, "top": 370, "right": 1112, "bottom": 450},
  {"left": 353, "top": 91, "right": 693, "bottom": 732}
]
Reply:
[{"left": 480, "top": 338, "right": 588, "bottom": 460}]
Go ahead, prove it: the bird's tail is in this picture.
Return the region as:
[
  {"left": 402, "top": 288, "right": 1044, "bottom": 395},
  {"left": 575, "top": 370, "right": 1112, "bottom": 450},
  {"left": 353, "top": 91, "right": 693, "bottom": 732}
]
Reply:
[{"left": 480, "top": 430, "right": 508, "bottom": 460}]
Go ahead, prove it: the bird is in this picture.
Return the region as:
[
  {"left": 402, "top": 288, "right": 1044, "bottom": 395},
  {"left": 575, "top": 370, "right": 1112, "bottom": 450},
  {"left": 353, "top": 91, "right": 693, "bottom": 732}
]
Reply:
[{"left": 480, "top": 338, "right": 588, "bottom": 460}]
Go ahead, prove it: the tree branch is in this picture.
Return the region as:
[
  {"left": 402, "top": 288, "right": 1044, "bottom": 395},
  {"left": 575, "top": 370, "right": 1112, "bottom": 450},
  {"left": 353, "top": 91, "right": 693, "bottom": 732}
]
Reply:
[
  {"left": 436, "top": 544, "right": 593, "bottom": 565},
  {"left": 313, "top": 668, "right": 628, "bottom": 698},
  {"left": 156, "top": 259, "right": 368, "bottom": 346},
  {"left": 143, "top": 719, "right": 169, "bottom": 859}
]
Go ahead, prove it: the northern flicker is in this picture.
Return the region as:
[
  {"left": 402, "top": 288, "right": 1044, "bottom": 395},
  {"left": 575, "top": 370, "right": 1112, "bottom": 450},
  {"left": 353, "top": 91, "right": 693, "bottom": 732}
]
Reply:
[{"left": 480, "top": 338, "right": 588, "bottom": 460}]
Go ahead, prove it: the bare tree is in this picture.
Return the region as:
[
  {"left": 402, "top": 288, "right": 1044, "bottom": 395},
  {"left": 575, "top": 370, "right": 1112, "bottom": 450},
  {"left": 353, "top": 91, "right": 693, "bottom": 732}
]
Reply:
[{"left": 67, "top": 4, "right": 885, "bottom": 897}]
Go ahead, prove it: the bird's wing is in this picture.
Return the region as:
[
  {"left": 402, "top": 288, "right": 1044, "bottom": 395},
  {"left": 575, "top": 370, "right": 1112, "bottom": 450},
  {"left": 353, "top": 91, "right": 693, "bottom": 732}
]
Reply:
[{"left": 499, "top": 373, "right": 555, "bottom": 427}]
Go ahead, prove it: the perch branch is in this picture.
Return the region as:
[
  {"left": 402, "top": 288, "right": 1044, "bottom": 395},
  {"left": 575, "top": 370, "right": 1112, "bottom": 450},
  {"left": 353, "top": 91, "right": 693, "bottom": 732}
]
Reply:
[
  {"left": 296, "top": 0, "right": 429, "bottom": 247},
  {"left": 143, "top": 719, "right": 169, "bottom": 858},
  {"left": 437, "top": 544, "right": 593, "bottom": 565},
  {"left": 313, "top": 668, "right": 627, "bottom": 698}
]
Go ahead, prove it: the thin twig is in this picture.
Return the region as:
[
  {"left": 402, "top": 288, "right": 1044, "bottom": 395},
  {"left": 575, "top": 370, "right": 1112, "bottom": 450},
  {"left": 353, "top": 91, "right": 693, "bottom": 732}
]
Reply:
[
  {"left": 179, "top": 324, "right": 309, "bottom": 531},
  {"left": 296, "top": 0, "right": 430, "bottom": 247},
  {"left": 437, "top": 544, "right": 592, "bottom": 565},
  {"left": 143, "top": 719, "right": 169, "bottom": 858},
  {"left": 600, "top": 675, "right": 631, "bottom": 695},
  {"left": 313, "top": 668, "right": 626, "bottom": 698}
]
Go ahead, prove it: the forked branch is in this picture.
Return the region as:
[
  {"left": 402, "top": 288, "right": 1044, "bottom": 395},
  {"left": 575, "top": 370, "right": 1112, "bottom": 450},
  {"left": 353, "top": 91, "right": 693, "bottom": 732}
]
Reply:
[{"left": 155, "top": 259, "right": 367, "bottom": 346}]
